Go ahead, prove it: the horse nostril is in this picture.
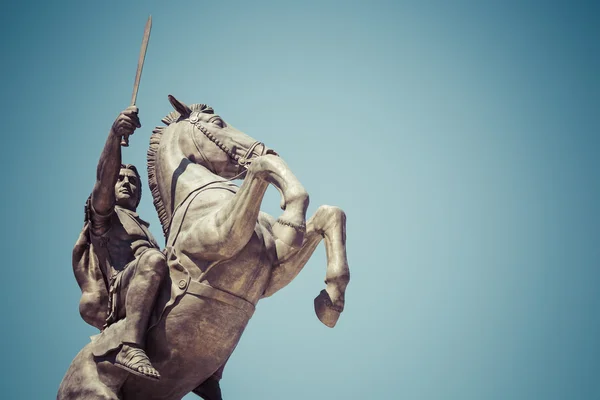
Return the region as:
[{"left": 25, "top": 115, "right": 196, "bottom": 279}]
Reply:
[{"left": 266, "top": 149, "right": 279, "bottom": 157}]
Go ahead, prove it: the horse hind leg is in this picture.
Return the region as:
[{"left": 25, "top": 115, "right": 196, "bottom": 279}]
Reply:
[{"left": 263, "top": 205, "right": 350, "bottom": 327}]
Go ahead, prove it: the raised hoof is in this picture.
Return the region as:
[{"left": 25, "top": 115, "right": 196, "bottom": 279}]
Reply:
[{"left": 314, "top": 289, "right": 342, "bottom": 328}]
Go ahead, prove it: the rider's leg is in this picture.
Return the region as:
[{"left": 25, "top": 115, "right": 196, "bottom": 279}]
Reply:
[
  {"left": 115, "top": 248, "right": 168, "bottom": 379},
  {"left": 119, "top": 249, "right": 168, "bottom": 344}
]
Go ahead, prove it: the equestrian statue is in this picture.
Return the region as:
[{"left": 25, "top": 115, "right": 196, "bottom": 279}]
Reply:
[
  {"left": 58, "top": 17, "right": 349, "bottom": 400},
  {"left": 57, "top": 96, "right": 350, "bottom": 399}
]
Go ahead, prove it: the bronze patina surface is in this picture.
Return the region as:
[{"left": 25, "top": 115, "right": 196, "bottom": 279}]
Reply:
[{"left": 58, "top": 98, "right": 350, "bottom": 399}]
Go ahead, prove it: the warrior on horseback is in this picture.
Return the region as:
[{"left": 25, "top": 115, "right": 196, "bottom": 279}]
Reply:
[
  {"left": 59, "top": 96, "right": 350, "bottom": 400},
  {"left": 76, "top": 106, "right": 167, "bottom": 380}
]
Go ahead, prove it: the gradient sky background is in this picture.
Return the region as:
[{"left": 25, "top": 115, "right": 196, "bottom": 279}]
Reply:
[{"left": 1, "top": 1, "right": 599, "bottom": 399}]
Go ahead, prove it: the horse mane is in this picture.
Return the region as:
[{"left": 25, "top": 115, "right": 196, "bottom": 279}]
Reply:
[{"left": 147, "top": 103, "right": 214, "bottom": 239}]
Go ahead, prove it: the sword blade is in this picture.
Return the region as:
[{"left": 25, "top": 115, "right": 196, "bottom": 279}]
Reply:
[
  {"left": 131, "top": 15, "right": 152, "bottom": 106},
  {"left": 122, "top": 15, "right": 152, "bottom": 146}
]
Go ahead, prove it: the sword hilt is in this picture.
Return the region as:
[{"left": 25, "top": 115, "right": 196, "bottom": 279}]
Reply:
[
  {"left": 120, "top": 133, "right": 130, "bottom": 147},
  {"left": 119, "top": 114, "right": 132, "bottom": 147}
]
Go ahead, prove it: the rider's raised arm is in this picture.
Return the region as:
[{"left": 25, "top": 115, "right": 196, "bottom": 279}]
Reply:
[{"left": 91, "top": 106, "right": 140, "bottom": 216}]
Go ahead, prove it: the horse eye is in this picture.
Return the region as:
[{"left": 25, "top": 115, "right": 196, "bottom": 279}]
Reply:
[{"left": 210, "top": 117, "right": 224, "bottom": 128}]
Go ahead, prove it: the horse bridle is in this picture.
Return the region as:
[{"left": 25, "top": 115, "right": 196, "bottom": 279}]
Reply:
[{"left": 188, "top": 111, "right": 266, "bottom": 173}]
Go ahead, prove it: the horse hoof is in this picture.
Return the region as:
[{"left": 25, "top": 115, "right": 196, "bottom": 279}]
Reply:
[{"left": 314, "top": 289, "right": 342, "bottom": 328}]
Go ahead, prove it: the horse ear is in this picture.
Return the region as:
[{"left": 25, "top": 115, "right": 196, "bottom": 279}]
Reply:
[{"left": 168, "top": 95, "right": 192, "bottom": 118}]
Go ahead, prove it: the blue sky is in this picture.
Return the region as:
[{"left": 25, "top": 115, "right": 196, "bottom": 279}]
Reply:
[{"left": 1, "top": 1, "right": 599, "bottom": 399}]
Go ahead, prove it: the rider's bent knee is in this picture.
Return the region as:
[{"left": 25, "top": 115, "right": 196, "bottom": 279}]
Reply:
[{"left": 138, "top": 249, "right": 168, "bottom": 277}]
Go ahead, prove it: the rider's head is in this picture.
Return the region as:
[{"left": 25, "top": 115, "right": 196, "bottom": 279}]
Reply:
[{"left": 115, "top": 164, "right": 142, "bottom": 210}]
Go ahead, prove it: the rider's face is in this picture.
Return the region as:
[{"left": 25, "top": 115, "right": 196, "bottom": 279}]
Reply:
[{"left": 115, "top": 168, "right": 139, "bottom": 210}]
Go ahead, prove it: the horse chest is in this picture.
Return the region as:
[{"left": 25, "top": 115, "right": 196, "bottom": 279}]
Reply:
[{"left": 206, "top": 229, "right": 275, "bottom": 301}]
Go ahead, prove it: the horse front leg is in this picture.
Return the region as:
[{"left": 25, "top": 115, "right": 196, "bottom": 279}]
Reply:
[
  {"left": 263, "top": 205, "right": 350, "bottom": 328},
  {"left": 182, "top": 154, "right": 308, "bottom": 260},
  {"left": 251, "top": 154, "right": 309, "bottom": 248}
]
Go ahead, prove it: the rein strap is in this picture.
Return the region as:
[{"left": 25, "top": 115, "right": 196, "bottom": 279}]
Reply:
[{"left": 188, "top": 112, "right": 265, "bottom": 170}]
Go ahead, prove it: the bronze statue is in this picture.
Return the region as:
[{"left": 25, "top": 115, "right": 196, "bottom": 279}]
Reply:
[{"left": 58, "top": 96, "right": 350, "bottom": 399}]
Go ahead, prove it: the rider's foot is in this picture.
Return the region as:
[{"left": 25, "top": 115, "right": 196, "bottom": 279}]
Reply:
[
  {"left": 115, "top": 343, "right": 161, "bottom": 381},
  {"left": 192, "top": 376, "right": 223, "bottom": 400}
]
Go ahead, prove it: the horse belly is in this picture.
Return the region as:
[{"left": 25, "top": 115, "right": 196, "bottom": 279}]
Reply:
[{"left": 123, "top": 293, "right": 250, "bottom": 399}]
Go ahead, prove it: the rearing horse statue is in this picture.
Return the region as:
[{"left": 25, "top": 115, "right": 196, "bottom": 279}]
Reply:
[{"left": 58, "top": 95, "right": 350, "bottom": 399}]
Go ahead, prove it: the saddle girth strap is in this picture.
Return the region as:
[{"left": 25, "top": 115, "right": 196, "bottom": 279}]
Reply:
[{"left": 186, "top": 280, "right": 255, "bottom": 319}]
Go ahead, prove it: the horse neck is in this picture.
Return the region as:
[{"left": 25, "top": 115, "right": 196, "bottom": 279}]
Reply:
[{"left": 156, "top": 122, "right": 225, "bottom": 217}]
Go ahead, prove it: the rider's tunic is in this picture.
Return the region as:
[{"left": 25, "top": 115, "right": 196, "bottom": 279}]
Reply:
[
  {"left": 91, "top": 205, "right": 159, "bottom": 274},
  {"left": 89, "top": 205, "right": 160, "bottom": 326}
]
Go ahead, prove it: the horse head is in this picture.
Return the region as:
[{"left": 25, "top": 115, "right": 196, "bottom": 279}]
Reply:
[
  {"left": 167, "top": 95, "right": 278, "bottom": 179},
  {"left": 148, "top": 95, "right": 280, "bottom": 238}
]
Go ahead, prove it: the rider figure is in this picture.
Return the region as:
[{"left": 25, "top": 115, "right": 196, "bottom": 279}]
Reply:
[{"left": 88, "top": 106, "right": 167, "bottom": 380}]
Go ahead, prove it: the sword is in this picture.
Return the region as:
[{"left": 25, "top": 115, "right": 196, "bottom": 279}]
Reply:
[{"left": 121, "top": 15, "right": 152, "bottom": 147}]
